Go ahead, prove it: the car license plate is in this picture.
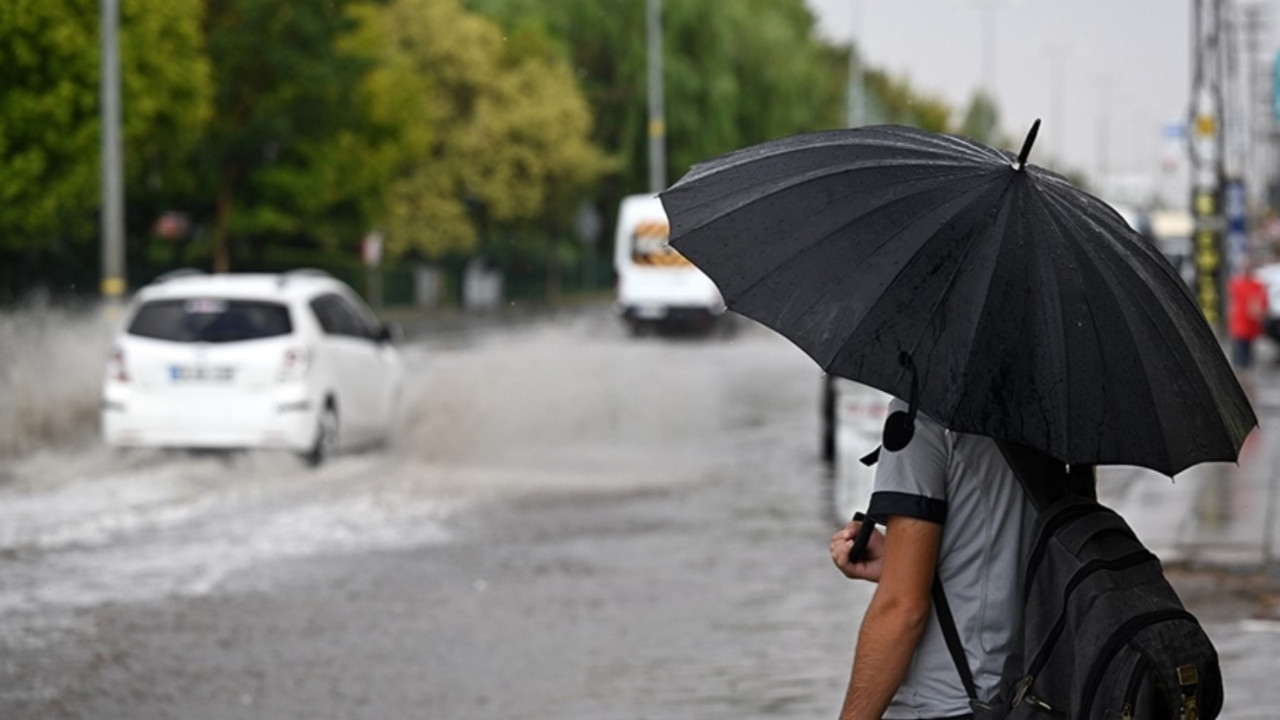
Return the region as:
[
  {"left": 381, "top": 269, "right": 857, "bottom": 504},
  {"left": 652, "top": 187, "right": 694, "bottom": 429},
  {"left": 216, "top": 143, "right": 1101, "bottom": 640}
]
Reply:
[{"left": 169, "top": 365, "right": 235, "bottom": 382}]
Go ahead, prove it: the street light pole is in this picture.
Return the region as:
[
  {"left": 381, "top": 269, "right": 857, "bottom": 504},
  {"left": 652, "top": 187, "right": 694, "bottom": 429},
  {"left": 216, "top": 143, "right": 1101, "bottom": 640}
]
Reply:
[
  {"left": 846, "top": 1, "right": 865, "bottom": 128},
  {"left": 1047, "top": 45, "right": 1065, "bottom": 161},
  {"left": 646, "top": 0, "right": 666, "bottom": 194},
  {"left": 1189, "top": 0, "right": 1226, "bottom": 326},
  {"left": 979, "top": 0, "right": 996, "bottom": 97},
  {"left": 1095, "top": 76, "right": 1112, "bottom": 190},
  {"left": 100, "top": 0, "right": 126, "bottom": 303}
]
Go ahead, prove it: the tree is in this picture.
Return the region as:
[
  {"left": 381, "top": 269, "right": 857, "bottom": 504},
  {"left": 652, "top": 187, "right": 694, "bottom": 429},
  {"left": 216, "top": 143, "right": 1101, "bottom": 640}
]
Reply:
[
  {"left": 195, "top": 0, "right": 371, "bottom": 272},
  {"left": 958, "top": 90, "right": 1002, "bottom": 146},
  {"left": 860, "top": 69, "right": 952, "bottom": 133},
  {"left": 465, "top": 0, "right": 847, "bottom": 227},
  {"left": 0, "top": 0, "right": 211, "bottom": 256},
  {"left": 663, "top": 0, "right": 846, "bottom": 177},
  {"left": 345, "top": 0, "right": 613, "bottom": 263}
]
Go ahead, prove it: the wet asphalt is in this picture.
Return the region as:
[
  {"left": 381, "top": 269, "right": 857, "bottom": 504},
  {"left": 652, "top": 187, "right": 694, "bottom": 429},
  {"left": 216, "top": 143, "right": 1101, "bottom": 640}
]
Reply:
[
  {"left": 0, "top": 309, "right": 875, "bottom": 719},
  {"left": 3, "top": 306, "right": 1280, "bottom": 719}
]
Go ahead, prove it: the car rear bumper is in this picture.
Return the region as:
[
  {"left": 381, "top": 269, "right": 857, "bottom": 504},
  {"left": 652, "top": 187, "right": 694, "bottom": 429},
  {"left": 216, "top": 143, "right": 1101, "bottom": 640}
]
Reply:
[{"left": 101, "top": 384, "right": 318, "bottom": 451}]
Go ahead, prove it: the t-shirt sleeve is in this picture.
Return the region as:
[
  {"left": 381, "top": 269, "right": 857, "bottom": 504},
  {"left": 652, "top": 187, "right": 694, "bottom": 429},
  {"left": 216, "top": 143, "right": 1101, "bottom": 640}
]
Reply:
[{"left": 866, "top": 398, "right": 949, "bottom": 525}]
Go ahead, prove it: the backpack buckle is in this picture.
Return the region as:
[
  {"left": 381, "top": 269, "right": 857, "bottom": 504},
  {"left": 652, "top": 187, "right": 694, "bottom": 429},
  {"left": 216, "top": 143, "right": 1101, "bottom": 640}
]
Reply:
[
  {"left": 1178, "top": 664, "right": 1200, "bottom": 720},
  {"left": 1012, "top": 676, "right": 1033, "bottom": 706},
  {"left": 1012, "top": 675, "right": 1054, "bottom": 712}
]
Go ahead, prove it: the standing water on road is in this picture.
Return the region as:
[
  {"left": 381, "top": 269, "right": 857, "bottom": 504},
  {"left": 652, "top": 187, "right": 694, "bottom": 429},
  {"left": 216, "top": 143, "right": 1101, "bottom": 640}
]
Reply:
[
  {"left": 0, "top": 308, "right": 875, "bottom": 719},
  {"left": 4, "top": 306, "right": 1280, "bottom": 718}
]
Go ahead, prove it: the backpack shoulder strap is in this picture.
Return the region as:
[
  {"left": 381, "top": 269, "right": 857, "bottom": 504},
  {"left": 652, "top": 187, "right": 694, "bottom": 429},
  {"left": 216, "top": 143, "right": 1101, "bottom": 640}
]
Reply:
[
  {"left": 929, "top": 440, "right": 1096, "bottom": 710},
  {"left": 931, "top": 575, "right": 980, "bottom": 704}
]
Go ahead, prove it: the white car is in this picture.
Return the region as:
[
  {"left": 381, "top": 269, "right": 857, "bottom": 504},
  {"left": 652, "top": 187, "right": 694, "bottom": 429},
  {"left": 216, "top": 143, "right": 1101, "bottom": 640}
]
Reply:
[{"left": 101, "top": 270, "right": 404, "bottom": 465}]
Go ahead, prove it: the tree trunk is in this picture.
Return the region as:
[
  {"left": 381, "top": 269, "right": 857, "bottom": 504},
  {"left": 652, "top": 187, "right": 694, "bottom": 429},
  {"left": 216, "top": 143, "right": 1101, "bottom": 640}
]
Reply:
[
  {"left": 212, "top": 163, "right": 238, "bottom": 273},
  {"left": 545, "top": 233, "right": 562, "bottom": 305}
]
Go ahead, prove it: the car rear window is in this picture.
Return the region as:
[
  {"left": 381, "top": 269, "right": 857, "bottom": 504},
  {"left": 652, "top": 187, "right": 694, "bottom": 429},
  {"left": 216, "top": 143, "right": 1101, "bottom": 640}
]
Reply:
[{"left": 127, "top": 298, "right": 293, "bottom": 343}]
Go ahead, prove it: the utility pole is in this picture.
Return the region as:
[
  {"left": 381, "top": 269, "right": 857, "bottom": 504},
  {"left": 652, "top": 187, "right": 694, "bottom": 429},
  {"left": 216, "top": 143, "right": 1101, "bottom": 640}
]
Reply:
[
  {"left": 646, "top": 0, "right": 666, "bottom": 194},
  {"left": 1047, "top": 45, "right": 1066, "bottom": 161},
  {"left": 1241, "top": 3, "right": 1267, "bottom": 209},
  {"left": 100, "top": 0, "right": 126, "bottom": 303},
  {"left": 1096, "top": 77, "right": 1112, "bottom": 192},
  {"left": 1190, "top": 0, "right": 1226, "bottom": 326},
  {"left": 846, "top": 1, "right": 865, "bottom": 127},
  {"left": 979, "top": 0, "right": 997, "bottom": 98}
]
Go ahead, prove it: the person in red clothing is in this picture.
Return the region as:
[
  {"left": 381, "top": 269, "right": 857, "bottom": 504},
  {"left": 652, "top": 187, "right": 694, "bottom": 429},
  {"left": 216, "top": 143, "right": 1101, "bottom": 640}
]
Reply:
[{"left": 1228, "top": 257, "right": 1268, "bottom": 368}]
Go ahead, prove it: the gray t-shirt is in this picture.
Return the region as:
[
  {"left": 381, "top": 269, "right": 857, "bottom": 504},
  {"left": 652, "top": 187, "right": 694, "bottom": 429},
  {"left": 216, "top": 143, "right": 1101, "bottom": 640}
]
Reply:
[{"left": 867, "top": 399, "right": 1036, "bottom": 719}]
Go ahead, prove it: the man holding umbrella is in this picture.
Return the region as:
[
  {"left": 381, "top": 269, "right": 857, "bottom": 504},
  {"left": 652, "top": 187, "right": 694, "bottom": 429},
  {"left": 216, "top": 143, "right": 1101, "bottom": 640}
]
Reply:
[
  {"left": 660, "top": 121, "right": 1253, "bottom": 719},
  {"left": 827, "top": 406, "right": 1034, "bottom": 720}
]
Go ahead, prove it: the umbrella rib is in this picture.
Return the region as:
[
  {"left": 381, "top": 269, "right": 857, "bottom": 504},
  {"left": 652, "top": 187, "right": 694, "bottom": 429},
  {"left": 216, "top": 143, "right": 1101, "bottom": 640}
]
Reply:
[
  {"left": 685, "top": 126, "right": 1007, "bottom": 182},
  {"left": 1029, "top": 185, "right": 1076, "bottom": 460},
  {"left": 893, "top": 176, "right": 1017, "bottom": 370},
  {"left": 720, "top": 168, "right": 995, "bottom": 308},
  {"left": 1038, "top": 189, "right": 1176, "bottom": 471},
  {"left": 974, "top": 182, "right": 1074, "bottom": 460},
  {"left": 822, "top": 173, "right": 1013, "bottom": 387},
  {"left": 676, "top": 160, "right": 980, "bottom": 244}
]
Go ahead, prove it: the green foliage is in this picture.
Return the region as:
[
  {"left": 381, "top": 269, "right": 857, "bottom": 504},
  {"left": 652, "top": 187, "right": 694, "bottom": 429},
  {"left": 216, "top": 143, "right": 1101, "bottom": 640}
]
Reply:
[
  {"left": 0, "top": 0, "right": 1002, "bottom": 303},
  {"left": 958, "top": 90, "right": 1002, "bottom": 146},
  {"left": 663, "top": 0, "right": 846, "bottom": 177},
  {"left": 0, "top": 0, "right": 210, "bottom": 254},
  {"left": 466, "top": 0, "right": 845, "bottom": 202},
  {"left": 463, "top": 0, "right": 645, "bottom": 197},
  {"left": 860, "top": 69, "right": 952, "bottom": 133},
  {"left": 195, "top": 0, "right": 373, "bottom": 270},
  {"left": 346, "top": 0, "right": 614, "bottom": 260}
]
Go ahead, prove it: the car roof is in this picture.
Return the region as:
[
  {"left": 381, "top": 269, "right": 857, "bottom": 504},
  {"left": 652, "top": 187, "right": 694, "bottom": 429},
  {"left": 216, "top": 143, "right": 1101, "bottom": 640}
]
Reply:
[{"left": 134, "top": 272, "right": 348, "bottom": 303}]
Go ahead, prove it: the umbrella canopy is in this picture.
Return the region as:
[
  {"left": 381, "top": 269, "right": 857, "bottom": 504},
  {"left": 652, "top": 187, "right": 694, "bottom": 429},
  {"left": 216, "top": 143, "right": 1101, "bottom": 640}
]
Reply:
[{"left": 661, "top": 123, "right": 1256, "bottom": 476}]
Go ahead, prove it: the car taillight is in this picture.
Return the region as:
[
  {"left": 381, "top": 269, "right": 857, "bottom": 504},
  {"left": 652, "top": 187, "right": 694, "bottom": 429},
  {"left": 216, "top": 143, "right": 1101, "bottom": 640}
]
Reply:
[
  {"left": 108, "top": 346, "right": 129, "bottom": 383},
  {"left": 279, "top": 347, "right": 311, "bottom": 382}
]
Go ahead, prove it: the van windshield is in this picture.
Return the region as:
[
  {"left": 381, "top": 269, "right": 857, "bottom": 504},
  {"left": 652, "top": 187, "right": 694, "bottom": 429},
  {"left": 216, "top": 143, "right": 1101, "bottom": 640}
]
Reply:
[
  {"left": 127, "top": 298, "right": 293, "bottom": 343},
  {"left": 629, "top": 217, "right": 691, "bottom": 267}
]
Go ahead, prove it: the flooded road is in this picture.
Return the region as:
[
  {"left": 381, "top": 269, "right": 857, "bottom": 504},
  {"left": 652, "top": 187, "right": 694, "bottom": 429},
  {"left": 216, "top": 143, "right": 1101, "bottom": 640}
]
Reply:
[
  {"left": 5, "top": 306, "right": 1280, "bottom": 718},
  {"left": 0, "top": 309, "right": 875, "bottom": 719}
]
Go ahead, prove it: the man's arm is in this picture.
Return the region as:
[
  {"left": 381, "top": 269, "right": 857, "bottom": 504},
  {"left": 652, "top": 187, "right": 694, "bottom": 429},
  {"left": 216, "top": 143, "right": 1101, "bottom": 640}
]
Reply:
[{"left": 837, "top": 515, "right": 941, "bottom": 720}]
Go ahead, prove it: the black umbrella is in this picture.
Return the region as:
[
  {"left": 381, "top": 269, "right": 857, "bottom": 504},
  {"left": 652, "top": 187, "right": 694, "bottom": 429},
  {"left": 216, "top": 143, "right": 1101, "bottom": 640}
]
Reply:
[{"left": 660, "top": 122, "right": 1255, "bottom": 476}]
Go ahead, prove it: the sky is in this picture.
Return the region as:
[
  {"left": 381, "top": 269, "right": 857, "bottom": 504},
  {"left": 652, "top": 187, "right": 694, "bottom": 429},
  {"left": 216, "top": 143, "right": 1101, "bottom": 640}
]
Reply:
[{"left": 804, "top": 0, "right": 1280, "bottom": 209}]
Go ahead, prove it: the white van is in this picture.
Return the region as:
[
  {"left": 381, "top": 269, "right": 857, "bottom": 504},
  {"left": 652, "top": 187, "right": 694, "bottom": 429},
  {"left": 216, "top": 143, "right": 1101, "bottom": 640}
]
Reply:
[{"left": 613, "top": 194, "right": 724, "bottom": 333}]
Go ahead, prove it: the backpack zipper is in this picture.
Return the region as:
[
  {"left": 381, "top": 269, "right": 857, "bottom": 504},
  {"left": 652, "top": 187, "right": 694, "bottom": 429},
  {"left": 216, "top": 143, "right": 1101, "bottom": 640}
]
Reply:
[
  {"left": 1121, "top": 654, "right": 1150, "bottom": 720},
  {"left": 1022, "top": 549, "right": 1158, "bottom": 680},
  {"left": 1023, "top": 503, "right": 1112, "bottom": 599},
  {"left": 1078, "top": 609, "right": 1199, "bottom": 719}
]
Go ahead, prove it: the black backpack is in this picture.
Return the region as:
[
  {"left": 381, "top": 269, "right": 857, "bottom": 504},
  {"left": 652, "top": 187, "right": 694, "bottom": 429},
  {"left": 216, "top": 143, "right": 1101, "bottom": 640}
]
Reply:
[
  {"left": 988, "top": 495, "right": 1225, "bottom": 719},
  {"left": 946, "top": 443, "right": 1223, "bottom": 719},
  {"left": 852, "top": 442, "right": 1224, "bottom": 719}
]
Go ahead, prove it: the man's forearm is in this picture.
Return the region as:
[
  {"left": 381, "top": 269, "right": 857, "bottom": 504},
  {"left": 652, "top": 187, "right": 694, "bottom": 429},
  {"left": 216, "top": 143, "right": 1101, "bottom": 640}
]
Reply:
[{"left": 837, "top": 594, "right": 931, "bottom": 720}]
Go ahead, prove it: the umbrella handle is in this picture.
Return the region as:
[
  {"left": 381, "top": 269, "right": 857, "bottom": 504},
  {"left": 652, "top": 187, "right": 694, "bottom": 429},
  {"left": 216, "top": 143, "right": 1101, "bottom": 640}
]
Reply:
[{"left": 849, "top": 511, "right": 878, "bottom": 564}]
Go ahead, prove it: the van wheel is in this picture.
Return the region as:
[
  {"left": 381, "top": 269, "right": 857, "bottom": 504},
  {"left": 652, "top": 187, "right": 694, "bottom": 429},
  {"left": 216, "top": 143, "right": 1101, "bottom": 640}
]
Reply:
[{"left": 305, "top": 406, "right": 338, "bottom": 467}]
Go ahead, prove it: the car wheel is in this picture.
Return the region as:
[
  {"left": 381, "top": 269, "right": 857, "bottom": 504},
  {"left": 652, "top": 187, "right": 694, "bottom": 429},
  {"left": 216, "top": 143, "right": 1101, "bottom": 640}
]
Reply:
[{"left": 305, "top": 405, "right": 338, "bottom": 467}]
